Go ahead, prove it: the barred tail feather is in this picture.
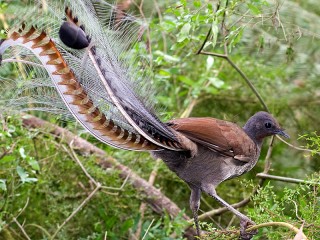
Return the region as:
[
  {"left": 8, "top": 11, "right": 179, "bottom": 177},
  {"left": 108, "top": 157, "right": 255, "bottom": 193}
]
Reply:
[
  {"left": 0, "top": 0, "right": 196, "bottom": 153},
  {"left": 0, "top": 26, "right": 157, "bottom": 151}
]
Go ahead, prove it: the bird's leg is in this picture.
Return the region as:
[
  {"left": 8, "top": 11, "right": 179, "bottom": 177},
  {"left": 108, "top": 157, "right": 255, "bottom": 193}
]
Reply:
[
  {"left": 189, "top": 186, "right": 201, "bottom": 237},
  {"left": 203, "top": 185, "right": 257, "bottom": 240}
]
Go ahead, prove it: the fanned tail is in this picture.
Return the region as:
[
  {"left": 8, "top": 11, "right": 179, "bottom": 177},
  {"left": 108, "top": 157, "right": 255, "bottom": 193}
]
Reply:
[
  {"left": 0, "top": 0, "right": 197, "bottom": 153},
  {"left": 0, "top": 25, "right": 157, "bottom": 151}
]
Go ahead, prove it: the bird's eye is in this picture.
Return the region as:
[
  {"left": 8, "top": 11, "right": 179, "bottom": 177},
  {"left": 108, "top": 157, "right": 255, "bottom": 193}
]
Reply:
[{"left": 265, "top": 122, "right": 272, "bottom": 128}]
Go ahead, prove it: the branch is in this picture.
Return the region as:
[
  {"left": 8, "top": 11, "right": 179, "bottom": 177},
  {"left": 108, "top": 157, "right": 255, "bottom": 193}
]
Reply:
[
  {"left": 21, "top": 115, "right": 196, "bottom": 238},
  {"left": 21, "top": 115, "right": 186, "bottom": 217},
  {"left": 256, "top": 173, "right": 320, "bottom": 185},
  {"left": 246, "top": 222, "right": 308, "bottom": 239},
  {"left": 199, "top": 51, "right": 269, "bottom": 111},
  {"left": 277, "top": 135, "right": 320, "bottom": 155},
  {"left": 12, "top": 218, "right": 31, "bottom": 240},
  {"left": 50, "top": 184, "right": 102, "bottom": 240}
]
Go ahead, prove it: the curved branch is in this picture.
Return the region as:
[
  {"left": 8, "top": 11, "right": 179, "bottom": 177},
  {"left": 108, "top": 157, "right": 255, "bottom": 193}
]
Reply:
[
  {"left": 246, "top": 222, "right": 307, "bottom": 239},
  {"left": 199, "top": 50, "right": 268, "bottom": 112},
  {"left": 256, "top": 173, "right": 320, "bottom": 185},
  {"left": 277, "top": 135, "right": 320, "bottom": 155}
]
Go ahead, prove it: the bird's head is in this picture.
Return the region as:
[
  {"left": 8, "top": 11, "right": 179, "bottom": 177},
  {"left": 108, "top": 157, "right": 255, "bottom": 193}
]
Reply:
[{"left": 243, "top": 111, "right": 289, "bottom": 144}]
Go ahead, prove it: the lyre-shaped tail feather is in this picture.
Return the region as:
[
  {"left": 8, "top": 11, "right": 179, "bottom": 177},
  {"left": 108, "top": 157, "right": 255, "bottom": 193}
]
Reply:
[
  {"left": 0, "top": 0, "right": 197, "bottom": 153},
  {"left": 65, "top": 3, "right": 192, "bottom": 150},
  {"left": 0, "top": 25, "right": 157, "bottom": 151},
  {"left": 60, "top": 3, "right": 187, "bottom": 151}
]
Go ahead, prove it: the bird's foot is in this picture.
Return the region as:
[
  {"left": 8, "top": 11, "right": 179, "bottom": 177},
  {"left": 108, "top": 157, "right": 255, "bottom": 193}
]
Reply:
[{"left": 239, "top": 217, "right": 258, "bottom": 240}]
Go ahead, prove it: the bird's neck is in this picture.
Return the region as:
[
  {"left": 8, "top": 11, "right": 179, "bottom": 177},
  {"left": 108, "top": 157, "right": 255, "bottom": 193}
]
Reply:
[{"left": 242, "top": 126, "right": 264, "bottom": 148}]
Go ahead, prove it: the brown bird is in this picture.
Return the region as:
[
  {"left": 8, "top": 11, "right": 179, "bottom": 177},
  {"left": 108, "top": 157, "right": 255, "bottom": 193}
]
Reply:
[
  {"left": 153, "top": 111, "right": 289, "bottom": 239},
  {"left": 0, "top": 2, "right": 289, "bottom": 239}
]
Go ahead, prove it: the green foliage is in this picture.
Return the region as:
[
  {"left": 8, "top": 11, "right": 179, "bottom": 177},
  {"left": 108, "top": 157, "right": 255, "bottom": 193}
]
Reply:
[
  {"left": 0, "top": 0, "right": 320, "bottom": 239},
  {"left": 248, "top": 178, "right": 320, "bottom": 239},
  {"left": 299, "top": 132, "right": 320, "bottom": 156}
]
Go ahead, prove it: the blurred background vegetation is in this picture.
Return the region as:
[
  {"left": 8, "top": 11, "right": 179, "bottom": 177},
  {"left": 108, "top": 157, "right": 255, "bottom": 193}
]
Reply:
[{"left": 0, "top": 0, "right": 319, "bottom": 239}]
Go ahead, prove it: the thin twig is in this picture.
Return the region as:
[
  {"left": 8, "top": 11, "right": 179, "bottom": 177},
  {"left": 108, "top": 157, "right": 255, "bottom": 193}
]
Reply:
[
  {"left": 141, "top": 218, "right": 155, "bottom": 240},
  {"left": 277, "top": 135, "right": 319, "bottom": 155},
  {"left": 12, "top": 218, "right": 31, "bottom": 240},
  {"left": 200, "top": 51, "right": 227, "bottom": 58},
  {"left": 246, "top": 221, "right": 308, "bottom": 239},
  {"left": 50, "top": 183, "right": 101, "bottom": 240},
  {"left": 101, "top": 172, "right": 130, "bottom": 191},
  {"left": 62, "top": 144, "right": 99, "bottom": 186},
  {"left": 256, "top": 173, "right": 320, "bottom": 185},
  {"left": 197, "top": 28, "right": 212, "bottom": 54},
  {"left": 201, "top": 50, "right": 269, "bottom": 111},
  {"left": 291, "top": 200, "right": 304, "bottom": 222},
  {"left": 25, "top": 223, "right": 51, "bottom": 238},
  {"left": 14, "top": 197, "right": 29, "bottom": 219},
  {"left": 3, "top": 197, "right": 30, "bottom": 232},
  {"left": 264, "top": 136, "right": 275, "bottom": 173},
  {"left": 0, "top": 142, "right": 17, "bottom": 160}
]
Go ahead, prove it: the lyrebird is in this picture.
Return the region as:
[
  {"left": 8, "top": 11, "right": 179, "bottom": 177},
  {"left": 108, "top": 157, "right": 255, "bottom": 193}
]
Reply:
[{"left": 0, "top": 1, "right": 288, "bottom": 239}]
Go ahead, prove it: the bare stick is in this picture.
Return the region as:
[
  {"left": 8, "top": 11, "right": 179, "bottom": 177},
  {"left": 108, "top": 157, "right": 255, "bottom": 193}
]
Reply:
[
  {"left": 50, "top": 183, "right": 101, "bottom": 240},
  {"left": 246, "top": 221, "right": 308, "bottom": 239},
  {"left": 25, "top": 223, "right": 51, "bottom": 238},
  {"left": 141, "top": 219, "right": 155, "bottom": 240},
  {"left": 256, "top": 173, "right": 320, "bottom": 185},
  {"left": 277, "top": 135, "right": 319, "bottom": 155},
  {"left": 0, "top": 142, "right": 16, "bottom": 160},
  {"left": 62, "top": 144, "right": 99, "bottom": 186},
  {"left": 13, "top": 218, "right": 31, "bottom": 240}
]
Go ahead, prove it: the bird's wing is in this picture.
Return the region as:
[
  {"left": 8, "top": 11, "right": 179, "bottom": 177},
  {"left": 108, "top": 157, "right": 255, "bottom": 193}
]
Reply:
[{"left": 168, "top": 117, "right": 253, "bottom": 160}]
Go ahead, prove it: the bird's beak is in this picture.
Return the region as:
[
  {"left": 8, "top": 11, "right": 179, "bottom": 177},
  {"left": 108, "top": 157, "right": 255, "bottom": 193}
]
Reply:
[{"left": 276, "top": 129, "right": 290, "bottom": 138}]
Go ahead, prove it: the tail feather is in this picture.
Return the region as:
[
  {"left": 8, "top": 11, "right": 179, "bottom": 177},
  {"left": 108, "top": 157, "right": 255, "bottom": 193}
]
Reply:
[
  {"left": 0, "top": 25, "right": 157, "bottom": 151},
  {"left": 0, "top": 0, "right": 196, "bottom": 152}
]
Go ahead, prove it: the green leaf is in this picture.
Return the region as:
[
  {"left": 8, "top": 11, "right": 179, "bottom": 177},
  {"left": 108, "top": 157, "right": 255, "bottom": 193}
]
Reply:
[
  {"left": 27, "top": 157, "right": 40, "bottom": 171},
  {"left": 16, "top": 166, "right": 38, "bottom": 183},
  {"left": 177, "top": 23, "right": 191, "bottom": 42},
  {"left": 208, "top": 77, "right": 224, "bottom": 88},
  {"left": 206, "top": 56, "right": 214, "bottom": 72},
  {"left": 247, "top": 3, "right": 261, "bottom": 15},
  {"left": 0, "top": 179, "right": 6, "bottom": 191},
  {"left": 193, "top": 0, "right": 201, "bottom": 8},
  {"left": 120, "top": 219, "right": 134, "bottom": 233},
  {"left": 19, "top": 147, "right": 26, "bottom": 159},
  {"left": 0, "top": 155, "right": 15, "bottom": 163},
  {"left": 211, "top": 21, "right": 219, "bottom": 49},
  {"left": 177, "top": 76, "right": 194, "bottom": 86},
  {"left": 154, "top": 50, "right": 180, "bottom": 63}
]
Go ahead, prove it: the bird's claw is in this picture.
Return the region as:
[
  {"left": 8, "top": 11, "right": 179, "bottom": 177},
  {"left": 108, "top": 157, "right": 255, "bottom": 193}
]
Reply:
[{"left": 239, "top": 218, "right": 258, "bottom": 240}]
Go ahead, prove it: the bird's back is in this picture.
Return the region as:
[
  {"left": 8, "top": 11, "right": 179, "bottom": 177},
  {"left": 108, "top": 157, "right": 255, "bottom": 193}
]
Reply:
[{"left": 153, "top": 117, "right": 261, "bottom": 189}]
